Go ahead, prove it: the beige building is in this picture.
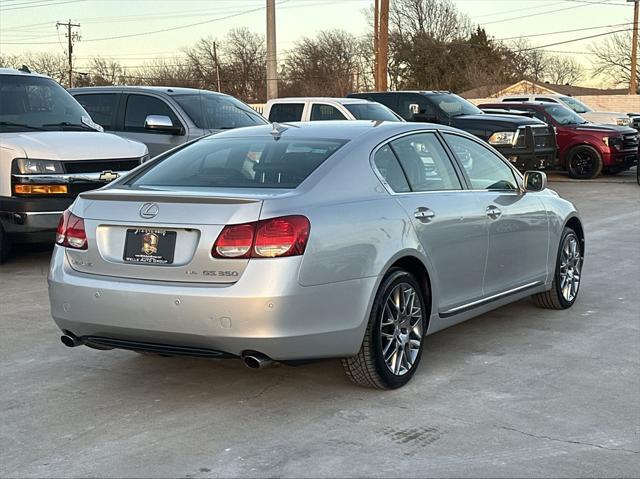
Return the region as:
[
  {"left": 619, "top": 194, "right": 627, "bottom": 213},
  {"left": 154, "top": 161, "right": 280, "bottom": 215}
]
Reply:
[{"left": 460, "top": 80, "right": 639, "bottom": 112}]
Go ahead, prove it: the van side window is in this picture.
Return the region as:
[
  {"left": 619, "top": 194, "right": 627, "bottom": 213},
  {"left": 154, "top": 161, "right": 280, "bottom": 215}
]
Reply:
[
  {"left": 310, "top": 104, "right": 346, "bottom": 121},
  {"left": 268, "top": 103, "right": 304, "bottom": 122},
  {"left": 74, "top": 93, "right": 118, "bottom": 130},
  {"left": 124, "top": 94, "right": 180, "bottom": 133},
  {"left": 535, "top": 97, "right": 558, "bottom": 103}
]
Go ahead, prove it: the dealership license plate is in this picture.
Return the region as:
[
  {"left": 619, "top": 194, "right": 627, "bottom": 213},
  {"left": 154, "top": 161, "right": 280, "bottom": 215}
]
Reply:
[{"left": 123, "top": 228, "right": 177, "bottom": 264}]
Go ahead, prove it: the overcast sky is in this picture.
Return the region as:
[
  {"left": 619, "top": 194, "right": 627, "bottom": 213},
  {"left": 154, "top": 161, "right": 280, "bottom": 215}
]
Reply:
[{"left": 0, "top": 0, "right": 635, "bottom": 87}]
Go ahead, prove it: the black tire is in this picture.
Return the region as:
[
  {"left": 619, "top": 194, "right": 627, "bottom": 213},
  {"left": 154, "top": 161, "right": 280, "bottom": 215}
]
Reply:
[
  {"left": 532, "top": 227, "right": 582, "bottom": 309},
  {"left": 0, "top": 224, "right": 10, "bottom": 264},
  {"left": 341, "top": 268, "right": 428, "bottom": 389},
  {"left": 566, "top": 145, "right": 603, "bottom": 179}
]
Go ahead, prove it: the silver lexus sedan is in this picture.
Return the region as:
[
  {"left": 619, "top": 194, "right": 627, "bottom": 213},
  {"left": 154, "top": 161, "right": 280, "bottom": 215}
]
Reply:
[{"left": 48, "top": 121, "right": 584, "bottom": 389}]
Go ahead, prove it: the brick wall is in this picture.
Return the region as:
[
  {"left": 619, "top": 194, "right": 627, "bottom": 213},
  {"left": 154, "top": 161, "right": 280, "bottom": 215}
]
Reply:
[{"left": 469, "top": 95, "right": 640, "bottom": 113}]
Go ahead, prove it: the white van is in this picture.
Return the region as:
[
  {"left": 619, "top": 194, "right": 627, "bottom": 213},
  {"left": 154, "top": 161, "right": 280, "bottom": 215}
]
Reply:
[
  {"left": 0, "top": 68, "right": 148, "bottom": 261},
  {"left": 498, "top": 94, "right": 634, "bottom": 128}
]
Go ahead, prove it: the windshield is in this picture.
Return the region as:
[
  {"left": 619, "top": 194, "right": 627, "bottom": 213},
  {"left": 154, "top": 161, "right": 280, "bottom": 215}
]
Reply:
[
  {"left": 560, "top": 96, "right": 592, "bottom": 114},
  {"left": 128, "top": 137, "right": 346, "bottom": 189},
  {"left": 429, "top": 93, "right": 482, "bottom": 117},
  {"left": 0, "top": 74, "right": 97, "bottom": 132},
  {"left": 344, "top": 102, "right": 401, "bottom": 121},
  {"left": 172, "top": 93, "right": 267, "bottom": 130},
  {"left": 543, "top": 104, "right": 589, "bottom": 125}
]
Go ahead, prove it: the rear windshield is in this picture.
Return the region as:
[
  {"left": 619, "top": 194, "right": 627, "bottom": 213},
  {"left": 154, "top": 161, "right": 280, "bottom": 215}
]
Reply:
[
  {"left": 129, "top": 137, "right": 346, "bottom": 189},
  {"left": 172, "top": 93, "right": 266, "bottom": 130},
  {"left": 344, "top": 103, "right": 401, "bottom": 121}
]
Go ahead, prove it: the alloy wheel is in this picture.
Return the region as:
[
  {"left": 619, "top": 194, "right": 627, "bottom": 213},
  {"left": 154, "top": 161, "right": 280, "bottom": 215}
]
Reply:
[
  {"left": 379, "top": 282, "right": 423, "bottom": 376},
  {"left": 570, "top": 150, "right": 597, "bottom": 177},
  {"left": 559, "top": 234, "right": 582, "bottom": 303}
]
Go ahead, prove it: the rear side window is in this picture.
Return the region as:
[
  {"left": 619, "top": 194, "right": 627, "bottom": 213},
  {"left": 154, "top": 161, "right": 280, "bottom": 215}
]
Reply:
[
  {"left": 268, "top": 103, "right": 304, "bottom": 122},
  {"left": 310, "top": 104, "right": 346, "bottom": 121},
  {"left": 503, "top": 97, "right": 527, "bottom": 102},
  {"left": 124, "top": 94, "right": 180, "bottom": 133},
  {"left": 390, "top": 133, "right": 462, "bottom": 191},
  {"left": 74, "top": 93, "right": 118, "bottom": 129},
  {"left": 373, "top": 145, "right": 410, "bottom": 193},
  {"left": 129, "top": 137, "right": 346, "bottom": 189},
  {"left": 535, "top": 97, "right": 558, "bottom": 103}
]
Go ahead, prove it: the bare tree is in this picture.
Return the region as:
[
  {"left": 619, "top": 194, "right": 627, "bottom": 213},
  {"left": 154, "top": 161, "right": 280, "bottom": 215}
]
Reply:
[
  {"left": 389, "top": 0, "right": 472, "bottom": 44},
  {"left": 183, "top": 36, "right": 222, "bottom": 90},
  {"left": 281, "top": 29, "right": 362, "bottom": 97},
  {"left": 222, "top": 28, "right": 266, "bottom": 102},
  {"left": 546, "top": 56, "right": 584, "bottom": 85},
  {"left": 509, "top": 38, "right": 550, "bottom": 83},
  {"left": 0, "top": 52, "right": 67, "bottom": 83},
  {"left": 590, "top": 32, "right": 637, "bottom": 91}
]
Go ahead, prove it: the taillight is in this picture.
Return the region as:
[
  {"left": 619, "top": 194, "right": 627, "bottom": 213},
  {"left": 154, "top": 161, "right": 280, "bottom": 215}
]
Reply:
[
  {"left": 213, "top": 223, "right": 255, "bottom": 258},
  {"left": 55, "top": 209, "right": 87, "bottom": 250},
  {"left": 212, "top": 215, "right": 310, "bottom": 259}
]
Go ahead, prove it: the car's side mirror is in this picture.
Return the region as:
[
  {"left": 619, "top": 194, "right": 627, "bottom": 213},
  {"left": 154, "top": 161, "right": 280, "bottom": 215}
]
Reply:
[
  {"left": 144, "top": 115, "right": 182, "bottom": 134},
  {"left": 409, "top": 103, "right": 420, "bottom": 115},
  {"left": 524, "top": 171, "right": 547, "bottom": 192}
]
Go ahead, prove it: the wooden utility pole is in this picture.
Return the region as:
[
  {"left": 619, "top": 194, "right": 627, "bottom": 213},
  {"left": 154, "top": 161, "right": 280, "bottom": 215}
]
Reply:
[
  {"left": 266, "top": 0, "right": 278, "bottom": 99},
  {"left": 378, "top": 0, "right": 389, "bottom": 91},
  {"left": 630, "top": 0, "right": 639, "bottom": 94},
  {"left": 374, "top": 0, "right": 379, "bottom": 90},
  {"left": 373, "top": 0, "right": 389, "bottom": 91},
  {"left": 56, "top": 19, "right": 80, "bottom": 88},
  {"left": 213, "top": 41, "right": 221, "bottom": 92}
]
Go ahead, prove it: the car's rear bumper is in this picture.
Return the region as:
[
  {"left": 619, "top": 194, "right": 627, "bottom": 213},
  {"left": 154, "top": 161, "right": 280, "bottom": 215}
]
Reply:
[
  {"left": 0, "top": 197, "right": 72, "bottom": 242},
  {"left": 48, "top": 246, "right": 376, "bottom": 360}
]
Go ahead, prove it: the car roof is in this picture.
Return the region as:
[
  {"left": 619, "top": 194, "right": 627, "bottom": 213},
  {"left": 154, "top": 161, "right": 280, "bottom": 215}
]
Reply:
[
  {"left": 481, "top": 102, "right": 550, "bottom": 108},
  {"left": 69, "top": 85, "right": 231, "bottom": 97},
  {"left": 349, "top": 90, "right": 452, "bottom": 96},
  {"left": 267, "top": 97, "right": 376, "bottom": 105},
  {"left": 0, "top": 67, "right": 53, "bottom": 79},
  {"left": 201, "top": 120, "right": 463, "bottom": 142},
  {"left": 502, "top": 94, "right": 568, "bottom": 98}
]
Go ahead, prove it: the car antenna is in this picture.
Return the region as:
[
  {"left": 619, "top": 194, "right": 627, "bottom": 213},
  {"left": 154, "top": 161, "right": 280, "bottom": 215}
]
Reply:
[
  {"left": 270, "top": 122, "right": 299, "bottom": 140},
  {"left": 18, "top": 65, "right": 31, "bottom": 74}
]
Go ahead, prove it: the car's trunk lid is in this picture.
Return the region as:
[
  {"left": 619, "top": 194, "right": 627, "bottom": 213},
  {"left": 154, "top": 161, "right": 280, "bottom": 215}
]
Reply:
[{"left": 65, "top": 187, "right": 274, "bottom": 283}]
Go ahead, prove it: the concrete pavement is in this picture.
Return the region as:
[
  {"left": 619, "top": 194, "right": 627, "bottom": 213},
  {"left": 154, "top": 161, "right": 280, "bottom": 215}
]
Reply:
[{"left": 1, "top": 170, "right": 638, "bottom": 478}]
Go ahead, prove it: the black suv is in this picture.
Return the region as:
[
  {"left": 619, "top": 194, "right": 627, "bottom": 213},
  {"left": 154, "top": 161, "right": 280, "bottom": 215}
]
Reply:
[{"left": 348, "top": 91, "right": 557, "bottom": 171}]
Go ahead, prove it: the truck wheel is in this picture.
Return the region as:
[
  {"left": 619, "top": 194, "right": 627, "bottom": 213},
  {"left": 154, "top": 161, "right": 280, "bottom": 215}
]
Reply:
[
  {"left": 532, "top": 227, "right": 582, "bottom": 310},
  {"left": 0, "top": 224, "right": 10, "bottom": 263},
  {"left": 566, "top": 145, "right": 603, "bottom": 179},
  {"left": 341, "top": 268, "right": 427, "bottom": 389}
]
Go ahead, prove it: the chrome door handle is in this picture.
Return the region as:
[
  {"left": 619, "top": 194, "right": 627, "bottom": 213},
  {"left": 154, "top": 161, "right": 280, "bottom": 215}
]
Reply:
[
  {"left": 414, "top": 207, "right": 435, "bottom": 223},
  {"left": 486, "top": 205, "right": 502, "bottom": 220}
]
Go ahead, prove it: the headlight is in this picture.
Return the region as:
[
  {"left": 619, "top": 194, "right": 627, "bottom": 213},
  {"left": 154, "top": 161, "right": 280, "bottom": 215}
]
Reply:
[
  {"left": 603, "top": 136, "right": 623, "bottom": 149},
  {"left": 488, "top": 131, "right": 516, "bottom": 146},
  {"left": 616, "top": 117, "right": 631, "bottom": 126},
  {"left": 13, "top": 158, "right": 64, "bottom": 174}
]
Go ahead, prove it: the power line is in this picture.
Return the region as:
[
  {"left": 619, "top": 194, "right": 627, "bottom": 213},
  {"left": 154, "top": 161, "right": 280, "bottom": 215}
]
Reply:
[
  {"left": 516, "top": 27, "right": 633, "bottom": 51},
  {"left": 497, "top": 22, "right": 634, "bottom": 41},
  {"left": 0, "top": 0, "right": 86, "bottom": 12},
  {"left": 483, "top": 0, "right": 617, "bottom": 25}
]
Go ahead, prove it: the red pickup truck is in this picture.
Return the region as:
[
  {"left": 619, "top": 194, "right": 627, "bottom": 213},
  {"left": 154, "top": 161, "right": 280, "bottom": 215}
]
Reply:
[{"left": 479, "top": 102, "right": 639, "bottom": 179}]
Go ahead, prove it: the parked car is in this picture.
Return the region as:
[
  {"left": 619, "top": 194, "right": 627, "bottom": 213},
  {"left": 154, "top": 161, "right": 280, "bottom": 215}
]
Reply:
[
  {"left": 0, "top": 68, "right": 148, "bottom": 262},
  {"left": 347, "top": 91, "right": 557, "bottom": 172},
  {"left": 49, "top": 120, "right": 584, "bottom": 389},
  {"left": 480, "top": 102, "right": 639, "bottom": 179},
  {"left": 498, "top": 94, "right": 636, "bottom": 128},
  {"left": 70, "top": 86, "right": 268, "bottom": 157},
  {"left": 264, "top": 97, "right": 403, "bottom": 122}
]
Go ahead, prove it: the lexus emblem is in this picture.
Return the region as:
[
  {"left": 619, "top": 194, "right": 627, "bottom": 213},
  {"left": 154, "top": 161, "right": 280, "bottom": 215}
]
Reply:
[
  {"left": 98, "top": 170, "right": 119, "bottom": 182},
  {"left": 139, "top": 202, "right": 159, "bottom": 219}
]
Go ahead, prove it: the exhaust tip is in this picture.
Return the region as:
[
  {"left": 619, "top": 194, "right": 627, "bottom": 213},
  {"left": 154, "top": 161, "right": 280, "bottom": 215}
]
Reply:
[
  {"left": 61, "top": 334, "right": 82, "bottom": 348},
  {"left": 241, "top": 351, "right": 275, "bottom": 369},
  {"left": 243, "top": 356, "right": 262, "bottom": 369}
]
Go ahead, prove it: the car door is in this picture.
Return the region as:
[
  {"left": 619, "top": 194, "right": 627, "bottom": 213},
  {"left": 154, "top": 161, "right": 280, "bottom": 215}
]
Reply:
[
  {"left": 119, "top": 93, "right": 186, "bottom": 157},
  {"left": 443, "top": 132, "right": 549, "bottom": 296},
  {"left": 73, "top": 92, "right": 121, "bottom": 131},
  {"left": 309, "top": 103, "right": 347, "bottom": 121},
  {"left": 267, "top": 102, "right": 305, "bottom": 122},
  {"left": 373, "top": 131, "right": 487, "bottom": 312}
]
